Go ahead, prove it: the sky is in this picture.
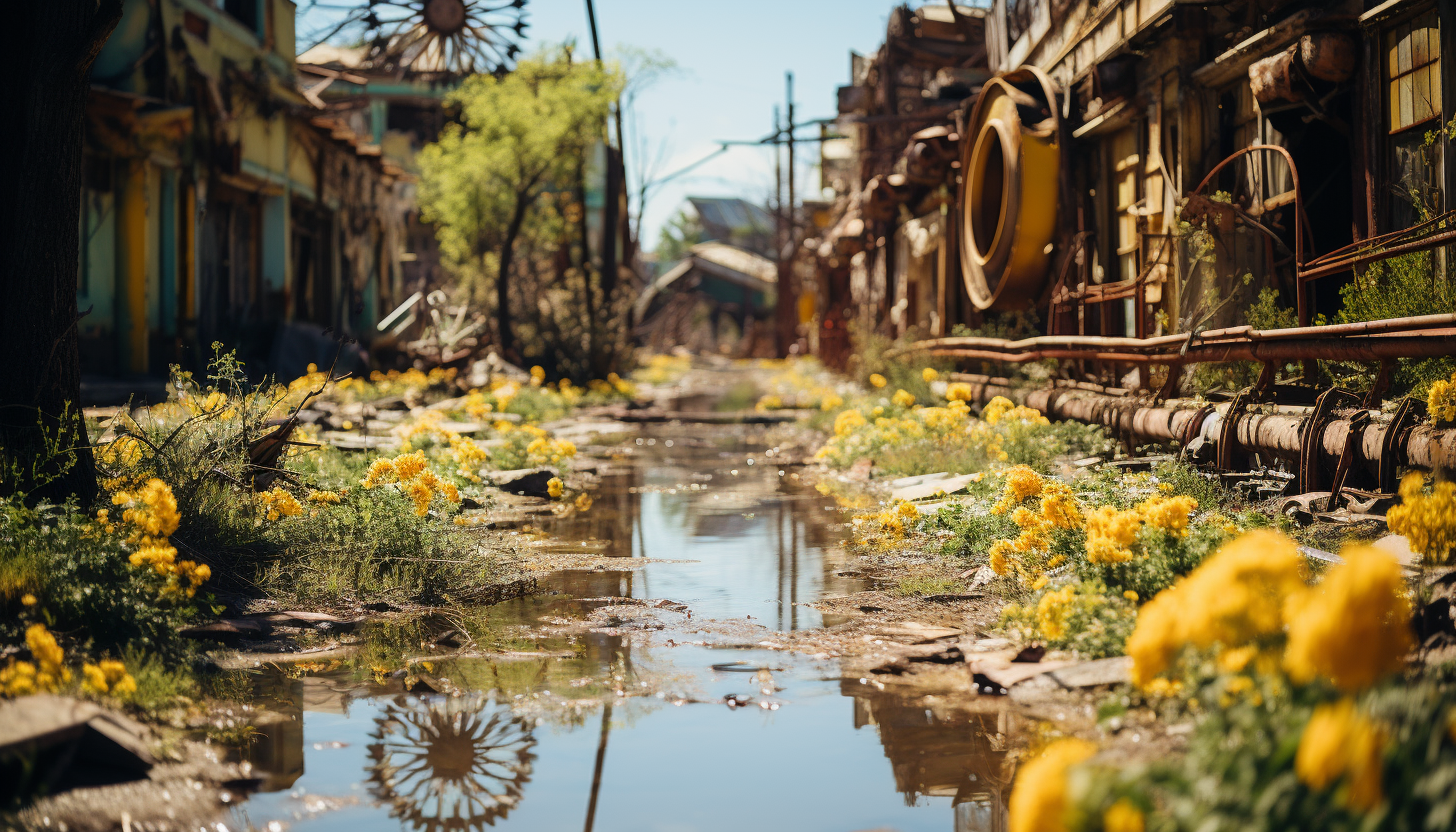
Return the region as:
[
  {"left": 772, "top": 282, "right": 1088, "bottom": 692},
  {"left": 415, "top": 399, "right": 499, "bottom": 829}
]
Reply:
[{"left": 297, "top": 0, "right": 903, "bottom": 252}]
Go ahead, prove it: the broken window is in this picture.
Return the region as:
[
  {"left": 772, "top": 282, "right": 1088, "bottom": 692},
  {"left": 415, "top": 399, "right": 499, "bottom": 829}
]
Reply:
[{"left": 1386, "top": 9, "right": 1444, "bottom": 228}]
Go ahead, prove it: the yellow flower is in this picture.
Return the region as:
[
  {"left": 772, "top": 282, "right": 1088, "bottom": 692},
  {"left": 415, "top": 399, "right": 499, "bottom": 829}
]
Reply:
[
  {"left": 1427, "top": 372, "right": 1456, "bottom": 423},
  {"left": 547, "top": 477, "right": 564, "bottom": 499},
  {"left": 1296, "top": 698, "right": 1385, "bottom": 811},
  {"left": 1036, "top": 585, "right": 1077, "bottom": 641},
  {"left": 258, "top": 488, "right": 303, "bottom": 521},
  {"left": 921, "top": 367, "right": 939, "bottom": 382},
  {"left": 306, "top": 489, "right": 343, "bottom": 504},
  {"left": 1126, "top": 529, "right": 1304, "bottom": 688},
  {"left": 1136, "top": 495, "right": 1197, "bottom": 535},
  {"left": 820, "top": 392, "right": 844, "bottom": 411},
  {"left": 575, "top": 493, "right": 594, "bottom": 512},
  {"left": 1386, "top": 473, "right": 1456, "bottom": 564},
  {"left": 891, "top": 389, "right": 916, "bottom": 408},
  {"left": 20, "top": 593, "right": 36, "bottom": 607},
  {"left": 1123, "top": 590, "right": 1138, "bottom": 602},
  {"left": 982, "top": 396, "right": 1016, "bottom": 425},
  {"left": 1009, "top": 739, "right": 1096, "bottom": 832},
  {"left": 833, "top": 409, "right": 867, "bottom": 437},
  {"left": 82, "top": 663, "right": 109, "bottom": 695},
  {"left": 1103, "top": 799, "right": 1145, "bottom": 832},
  {"left": 989, "top": 540, "right": 1016, "bottom": 576},
  {"left": 1284, "top": 545, "right": 1411, "bottom": 691},
  {"left": 1084, "top": 506, "right": 1142, "bottom": 564},
  {"left": 869, "top": 373, "right": 887, "bottom": 388}
]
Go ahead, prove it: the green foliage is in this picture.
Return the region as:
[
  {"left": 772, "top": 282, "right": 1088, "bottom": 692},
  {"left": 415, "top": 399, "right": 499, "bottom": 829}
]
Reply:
[
  {"left": 1332, "top": 251, "right": 1456, "bottom": 397},
  {"left": 892, "top": 574, "right": 964, "bottom": 597},
  {"left": 655, "top": 208, "right": 705, "bottom": 264},
  {"left": 1190, "top": 287, "right": 1299, "bottom": 393},
  {"left": 0, "top": 498, "right": 202, "bottom": 661},
  {"left": 1076, "top": 521, "right": 1229, "bottom": 603},
  {"left": 1000, "top": 580, "right": 1138, "bottom": 659},
  {"left": 418, "top": 47, "right": 631, "bottom": 378},
  {"left": 1076, "top": 682, "right": 1456, "bottom": 832}
]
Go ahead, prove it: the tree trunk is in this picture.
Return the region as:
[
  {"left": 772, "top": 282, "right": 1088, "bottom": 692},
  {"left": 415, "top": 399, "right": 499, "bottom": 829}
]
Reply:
[
  {"left": 0, "top": 0, "right": 122, "bottom": 503},
  {"left": 496, "top": 193, "right": 534, "bottom": 360}
]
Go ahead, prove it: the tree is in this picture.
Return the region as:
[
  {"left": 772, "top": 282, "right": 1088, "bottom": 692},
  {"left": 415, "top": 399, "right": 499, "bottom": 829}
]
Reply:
[
  {"left": 418, "top": 48, "right": 621, "bottom": 360},
  {"left": 0, "top": 1, "right": 123, "bottom": 502},
  {"left": 656, "top": 209, "right": 705, "bottom": 266}
]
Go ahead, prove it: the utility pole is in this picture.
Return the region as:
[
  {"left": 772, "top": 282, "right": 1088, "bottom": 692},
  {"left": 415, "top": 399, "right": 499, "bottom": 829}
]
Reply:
[
  {"left": 583, "top": 0, "right": 620, "bottom": 312},
  {"left": 776, "top": 71, "right": 799, "bottom": 357}
]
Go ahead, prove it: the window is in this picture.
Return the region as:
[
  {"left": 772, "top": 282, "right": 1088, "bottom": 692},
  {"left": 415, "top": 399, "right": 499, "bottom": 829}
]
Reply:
[
  {"left": 1386, "top": 10, "right": 1444, "bottom": 228},
  {"left": 1387, "top": 10, "right": 1441, "bottom": 133},
  {"left": 222, "top": 0, "right": 260, "bottom": 36}
]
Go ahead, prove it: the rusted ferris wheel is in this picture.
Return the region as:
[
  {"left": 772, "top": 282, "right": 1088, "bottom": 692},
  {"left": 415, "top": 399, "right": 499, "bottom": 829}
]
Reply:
[
  {"left": 311, "top": 0, "right": 529, "bottom": 77},
  {"left": 368, "top": 692, "right": 538, "bottom": 831}
]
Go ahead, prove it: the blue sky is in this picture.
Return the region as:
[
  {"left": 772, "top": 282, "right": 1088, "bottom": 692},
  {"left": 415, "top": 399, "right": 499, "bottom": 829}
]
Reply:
[{"left": 298, "top": 1, "right": 903, "bottom": 251}]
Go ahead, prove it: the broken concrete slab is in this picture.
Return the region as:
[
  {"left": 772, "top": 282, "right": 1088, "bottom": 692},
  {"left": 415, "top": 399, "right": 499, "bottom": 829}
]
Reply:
[
  {"left": 890, "top": 473, "right": 980, "bottom": 503},
  {"left": 0, "top": 695, "right": 155, "bottom": 799},
  {"left": 871, "top": 622, "right": 963, "bottom": 643},
  {"left": 887, "top": 471, "right": 952, "bottom": 490},
  {"left": 1048, "top": 656, "right": 1132, "bottom": 689}
]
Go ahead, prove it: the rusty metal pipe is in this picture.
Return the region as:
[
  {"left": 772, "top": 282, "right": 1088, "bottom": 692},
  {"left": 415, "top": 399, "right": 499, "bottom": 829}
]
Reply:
[{"left": 947, "top": 373, "right": 1456, "bottom": 476}]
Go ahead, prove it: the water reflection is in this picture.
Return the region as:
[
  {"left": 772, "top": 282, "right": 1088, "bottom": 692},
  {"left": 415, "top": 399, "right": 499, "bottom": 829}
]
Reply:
[
  {"left": 368, "top": 693, "right": 537, "bottom": 831},
  {"left": 847, "top": 682, "right": 1018, "bottom": 831},
  {"left": 539, "top": 426, "right": 864, "bottom": 628}
]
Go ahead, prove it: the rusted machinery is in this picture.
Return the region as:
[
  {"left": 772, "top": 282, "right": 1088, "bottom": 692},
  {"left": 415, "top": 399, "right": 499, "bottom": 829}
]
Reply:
[
  {"left": 958, "top": 66, "right": 1061, "bottom": 311},
  {"left": 891, "top": 314, "right": 1456, "bottom": 502}
]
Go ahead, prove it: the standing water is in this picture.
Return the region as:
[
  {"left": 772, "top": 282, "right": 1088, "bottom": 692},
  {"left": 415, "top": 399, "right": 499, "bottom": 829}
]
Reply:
[{"left": 231, "top": 425, "right": 1016, "bottom": 832}]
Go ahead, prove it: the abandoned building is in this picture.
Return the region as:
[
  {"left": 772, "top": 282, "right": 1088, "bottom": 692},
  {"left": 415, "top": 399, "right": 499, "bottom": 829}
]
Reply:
[
  {"left": 79, "top": 0, "right": 444, "bottom": 385},
  {"left": 810, "top": 0, "right": 1455, "bottom": 379}
]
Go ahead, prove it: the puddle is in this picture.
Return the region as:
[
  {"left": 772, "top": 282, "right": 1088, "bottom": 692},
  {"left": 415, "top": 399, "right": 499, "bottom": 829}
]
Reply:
[{"left": 230, "top": 426, "right": 1018, "bottom": 831}]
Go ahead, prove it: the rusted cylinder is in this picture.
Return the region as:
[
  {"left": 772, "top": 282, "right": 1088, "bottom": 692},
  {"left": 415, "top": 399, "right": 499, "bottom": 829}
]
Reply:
[{"left": 949, "top": 374, "right": 1456, "bottom": 476}]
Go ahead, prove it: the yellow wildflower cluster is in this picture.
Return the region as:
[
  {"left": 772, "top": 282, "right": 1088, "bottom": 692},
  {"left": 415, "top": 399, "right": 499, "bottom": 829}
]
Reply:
[
  {"left": 1084, "top": 495, "right": 1197, "bottom": 565},
  {"left": 530, "top": 365, "right": 547, "bottom": 386},
  {"left": 183, "top": 388, "right": 233, "bottom": 418},
  {"left": 634, "top": 354, "right": 691, "bottom": 385},
  {"left": 853, "top": 500, "right": 921, "bottom": 544},
  {"left": 1102, "top": 799, "right": 1146, "bottom": 832},
  {"left": 869, "top": 373, "right": 887, "bottom": 388},
  {"left": 1386, "top": 473, "right": 1456, "bottom": 564},
  {"left": 462, "top": 389, "right": 495, "bottom": 420},
  {"left": 755, "top": 394, "right": 784, "bottom": 412},
  {"left": 574, "top": 492, "right": 594, "bottom": 512},
  {"left": 112, "top": 478, "right": 181, "bottom": 541},
  {"left": 1295, "top": 698, "right": 1386, "bottom": 811},
  {"left": 1284, "top": 545, "right": 1412, "bottom": 691},
  {"left": 547, "top": 477, "right": 565, "bottom": 499},
  {"left": 361, "top": 450, "right": 461, "bottom": 516},
  {"left": 921, "top": 367, "right": 939, "bottom": 382},
  {"left": 81, "top": 659, "right": 137, "bottom": 699},
  {"left": 983, "top": 395, "right": 1048, "bottom": 427},
  {"left": 307, "top": 489, "right": 343, "bottom": 504},
  {"left": 1127, "top": 530, "right": 1410, "bottom": 693},
  {"left": 945, "top": 382, "right": 974, "bottom": 402},
  {"left": 820, "top": 392, "right": 844, "bottom": 411},
  {"left": 108, "top": 479, "right": 212, "bottom": 598},
  {"left": 1008, "top": 738, "right": 1096, "bottom": 832},
  {"left": 370, "top": 367, "right": 457, "bottom": 396},
  {"left": 524, "top": 426, "right": 577, "bottom": 467},
  {"left": 987, "top": 468, "right": 1081, "bottom": 585},
  {"left": 891, "top": 389, "right": 916, "bottom": 408},
  {"left": 817, "top": 395, "right": 1053, "bottom": 470},
  {"left": 258, "top": 488, "right": 303, "bottom": 521},
  {"left": 1, "top": 624, "right": 72, "bottom": 697},
  {"left": 1427, "top": 370, "right": 1456, "bottom": 423}
]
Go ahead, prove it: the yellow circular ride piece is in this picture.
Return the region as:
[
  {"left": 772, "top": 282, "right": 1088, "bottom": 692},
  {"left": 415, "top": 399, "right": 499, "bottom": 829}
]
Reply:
[{"left": 959, "top": 66, "right": 1061, "bottom": 311}]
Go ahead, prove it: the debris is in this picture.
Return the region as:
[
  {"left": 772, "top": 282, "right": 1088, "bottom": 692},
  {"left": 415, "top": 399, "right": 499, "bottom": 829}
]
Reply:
[
  {"left": 0, "top": 695, "right": 155, "bottom": 799},
  {"left": 1048, "top": 656, "right": 1133, "bottom": 689},
  {"left": 889, "top": 473, "right": 979, "bottom": 502}
]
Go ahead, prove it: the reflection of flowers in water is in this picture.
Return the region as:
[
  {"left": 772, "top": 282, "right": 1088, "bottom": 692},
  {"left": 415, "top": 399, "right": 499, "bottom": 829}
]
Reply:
[{"left": 368, "top": 693, "right": 537, "bottom": 831}]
